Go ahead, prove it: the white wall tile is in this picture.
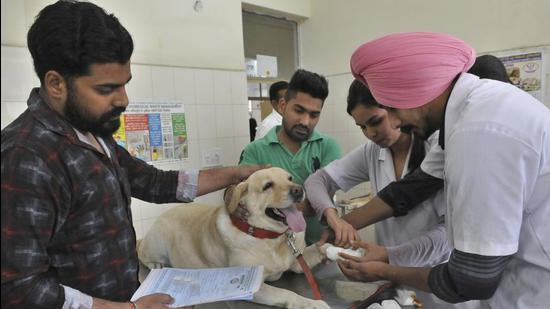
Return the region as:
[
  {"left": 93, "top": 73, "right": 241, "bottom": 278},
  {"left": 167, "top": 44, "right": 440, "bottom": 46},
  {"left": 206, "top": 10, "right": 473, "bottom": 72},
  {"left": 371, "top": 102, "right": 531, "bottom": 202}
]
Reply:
[
  {"left": 329, "top": 75, "right": 353, "bottom": 105},
  {"left": 174, "top": 67, "right": 196, "bottom": 105},
  {"left": 216, "top": 137, "right": 237, "bottom": 166},
  {"left": 1, "top": 47, "right": 35, "bottom": 101},
  {"left": 151, "top": 66, "right": 175, "bottom": 100},
  {"left": 232, "top": 104, "right": 250, "bottom": 137},
  {"left": 197, "top": 105, "right": 217, "bottom": 139},
  {"left": 183, "top": 104, "right": 198, "bottom": 141},
  {"left": 234, "top": 136, "right": 251, "bottom": 161},
  {"left": 317, "top": 103, "right": 335, "bottom": 134},
  {"left": 215, "top": 105, "right": 234, "bottom": 138},
  {"left": 198, "top": 138, "right": 218, "bottom": 168},
  {"left": 230, "top": 71, "right": 247, "bottom": 105},
  {"left": 194, "top": 69, "right": 214, "bottom": 105},
  {"left": 185, "top": 139, "right": 201, "bottom": 168},
  {"left": 333, "top": 104, "right": 352, "bottom": 133},
  {"left": 213, "top": 70, "right": 232, "bottom": 104},
  {"left": 127, "top": 64, "right": 153, "bottom": 101},
  {"left": 1, "top": 101, "right": 27, "bottom": 129},
  {"left": 329, "top": 132, "right": 349, "bottom": 155}
]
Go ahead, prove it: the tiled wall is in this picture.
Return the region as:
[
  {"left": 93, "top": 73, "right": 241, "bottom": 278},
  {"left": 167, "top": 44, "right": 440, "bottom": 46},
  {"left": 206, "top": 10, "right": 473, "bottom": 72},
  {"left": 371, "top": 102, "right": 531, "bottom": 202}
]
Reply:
[
  {"left": 125, "top": 64, "right": 252, "bottom": 238},
  {"left": 1, "top": 45, "right": 373, "bottom": 241}
]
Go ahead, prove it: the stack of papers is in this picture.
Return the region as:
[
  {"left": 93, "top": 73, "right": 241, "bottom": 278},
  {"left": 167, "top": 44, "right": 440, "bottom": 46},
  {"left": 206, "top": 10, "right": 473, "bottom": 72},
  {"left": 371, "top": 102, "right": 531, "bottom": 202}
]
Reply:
[{"left": 132, "top": 265, "right": 264, "bottom": 307}]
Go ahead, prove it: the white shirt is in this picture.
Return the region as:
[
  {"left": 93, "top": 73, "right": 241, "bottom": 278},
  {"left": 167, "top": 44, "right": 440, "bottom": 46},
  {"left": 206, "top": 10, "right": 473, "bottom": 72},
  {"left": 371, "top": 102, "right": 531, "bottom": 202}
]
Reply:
[
  {"left": 255, "top": 110, "right": 282, "bottom": 139},
  {"left": 444, "top": 73, "right": 550, "bottom": 308},
  {"left": 324, "top": 135, "right": 482, "bottom": 308},
  {"left": 421, "top": 139, "right": 444, "bottom": 179},
  {"left": 325, "top": 134, "right": 446, "bottom": 248}
]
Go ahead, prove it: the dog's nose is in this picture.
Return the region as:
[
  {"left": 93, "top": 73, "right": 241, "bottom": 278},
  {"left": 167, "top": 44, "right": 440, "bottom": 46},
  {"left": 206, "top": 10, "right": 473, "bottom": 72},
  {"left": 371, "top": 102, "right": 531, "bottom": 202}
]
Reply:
[{"left": 290, "top": 185, "right": 303, "bottom": 200}]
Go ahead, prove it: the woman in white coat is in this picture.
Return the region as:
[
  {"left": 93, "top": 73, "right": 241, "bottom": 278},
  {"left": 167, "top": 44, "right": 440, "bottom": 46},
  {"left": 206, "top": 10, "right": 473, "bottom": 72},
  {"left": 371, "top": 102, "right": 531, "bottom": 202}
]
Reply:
[{"left": 305, "top": 80, "right": 479, "bottom": 308}]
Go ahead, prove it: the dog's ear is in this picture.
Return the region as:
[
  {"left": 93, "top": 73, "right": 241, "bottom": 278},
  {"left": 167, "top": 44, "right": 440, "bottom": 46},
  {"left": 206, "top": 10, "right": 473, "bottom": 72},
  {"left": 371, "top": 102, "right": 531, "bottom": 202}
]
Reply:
[{"left": 227, "top": 182, "right": 248, "bottom": 213}]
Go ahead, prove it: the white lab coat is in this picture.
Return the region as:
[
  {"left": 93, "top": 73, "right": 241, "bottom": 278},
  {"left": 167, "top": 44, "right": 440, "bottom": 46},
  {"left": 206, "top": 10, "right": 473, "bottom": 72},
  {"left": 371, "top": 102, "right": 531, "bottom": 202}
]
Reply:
[
  {"left": 444, "top": 73, "right": 550, "bottom": 308},
  {"left": 324, "top": 134, "right": 479, "bottom": 308}
]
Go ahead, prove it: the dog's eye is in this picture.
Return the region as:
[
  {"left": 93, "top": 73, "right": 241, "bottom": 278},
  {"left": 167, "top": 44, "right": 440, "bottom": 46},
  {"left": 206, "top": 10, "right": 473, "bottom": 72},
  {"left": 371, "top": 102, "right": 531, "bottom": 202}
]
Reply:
[
  {"left": 288, "top": 176, "right": 293, "bottom": 182},
  {"left": 262, "top": 181, "right": 274, "bottom": 191}
]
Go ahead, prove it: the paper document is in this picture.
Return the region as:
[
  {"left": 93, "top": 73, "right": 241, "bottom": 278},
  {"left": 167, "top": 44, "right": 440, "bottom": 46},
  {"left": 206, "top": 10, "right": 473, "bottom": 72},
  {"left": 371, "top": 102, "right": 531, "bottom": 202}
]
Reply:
[{"left": 132, "top": 265, "right": 264, "bottom": 307}]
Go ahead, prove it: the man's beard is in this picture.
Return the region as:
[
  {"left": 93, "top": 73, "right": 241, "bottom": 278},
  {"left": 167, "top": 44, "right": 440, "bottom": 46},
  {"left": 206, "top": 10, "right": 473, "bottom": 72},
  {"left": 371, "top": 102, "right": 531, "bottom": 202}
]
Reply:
[
  {"left": 405, "top": 120, "right": 437, "bottom": 140},
  {"left": 64, "top": 87, "right": 126, "bottom": 138},
  {"left": 282, "top": 118, "right": 311, "bottom": 142}
]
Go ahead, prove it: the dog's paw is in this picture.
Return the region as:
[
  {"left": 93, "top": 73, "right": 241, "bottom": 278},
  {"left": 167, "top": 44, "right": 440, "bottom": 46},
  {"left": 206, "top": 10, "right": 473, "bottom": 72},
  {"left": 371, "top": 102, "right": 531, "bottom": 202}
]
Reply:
[{"left": 317, "top": 243, "right": 332, "bottom": 257}]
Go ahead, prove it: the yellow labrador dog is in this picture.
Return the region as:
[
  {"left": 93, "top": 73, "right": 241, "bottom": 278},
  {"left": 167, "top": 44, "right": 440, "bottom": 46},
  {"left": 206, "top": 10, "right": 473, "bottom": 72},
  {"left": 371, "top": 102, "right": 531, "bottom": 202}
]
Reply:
[{"left": 138, "top": 167, "right": 329, "bottom": 309}]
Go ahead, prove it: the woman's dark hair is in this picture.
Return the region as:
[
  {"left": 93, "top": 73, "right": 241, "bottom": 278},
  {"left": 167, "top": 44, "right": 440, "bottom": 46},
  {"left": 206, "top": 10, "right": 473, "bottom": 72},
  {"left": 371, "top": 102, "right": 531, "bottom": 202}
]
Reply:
[
  {"left": 284, "top": 69, "right": 329, "bottom": 103},
  {"left": 27, "top": 0, "right": 134, "bottom": 84},
  {"left": 346, "top": 79, "right": 378, "bottom": 115},
  {"left": 347, "top": 79, "right": 425, "bottom": 174}
]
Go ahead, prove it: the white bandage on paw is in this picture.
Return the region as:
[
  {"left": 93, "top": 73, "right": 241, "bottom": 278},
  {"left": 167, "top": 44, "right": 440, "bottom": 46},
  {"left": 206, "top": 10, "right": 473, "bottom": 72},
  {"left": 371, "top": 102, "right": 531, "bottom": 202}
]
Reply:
[{"left": 325, "top": 245, "right": 363, "bottom": 261}]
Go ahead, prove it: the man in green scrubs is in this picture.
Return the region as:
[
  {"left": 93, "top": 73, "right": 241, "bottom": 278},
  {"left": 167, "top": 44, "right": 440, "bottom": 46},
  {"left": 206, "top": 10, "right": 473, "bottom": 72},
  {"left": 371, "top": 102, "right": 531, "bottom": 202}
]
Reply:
[{"left": 234, "top": 69, "right": 341, "bottom": 244}]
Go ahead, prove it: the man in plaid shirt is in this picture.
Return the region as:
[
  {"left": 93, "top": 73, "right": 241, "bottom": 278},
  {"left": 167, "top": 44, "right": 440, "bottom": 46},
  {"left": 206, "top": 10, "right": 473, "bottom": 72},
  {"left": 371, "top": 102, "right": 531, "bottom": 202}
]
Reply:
[{"left": 1, "top": 1, "right": 264, "bottom": 308}]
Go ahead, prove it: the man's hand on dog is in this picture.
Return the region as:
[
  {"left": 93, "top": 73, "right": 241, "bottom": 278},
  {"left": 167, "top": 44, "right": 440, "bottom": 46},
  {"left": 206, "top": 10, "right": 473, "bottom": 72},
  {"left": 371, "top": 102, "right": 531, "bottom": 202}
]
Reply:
[
  {"left": 234, "top": 164, "right": 271, "bottom": 183},
  {"left": 224, "top": 165, "right": 270, "bottom": 207}
]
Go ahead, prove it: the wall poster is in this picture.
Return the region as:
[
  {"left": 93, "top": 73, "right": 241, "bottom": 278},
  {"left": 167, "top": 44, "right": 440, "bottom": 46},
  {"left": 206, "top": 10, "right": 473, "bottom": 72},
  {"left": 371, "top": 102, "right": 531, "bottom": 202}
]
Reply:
[
  {"left": 114, "top": 102, "right": 188, "bottom": 163},
  {"left": 490, "top": 46, "right": 549, "bottom": 104}
]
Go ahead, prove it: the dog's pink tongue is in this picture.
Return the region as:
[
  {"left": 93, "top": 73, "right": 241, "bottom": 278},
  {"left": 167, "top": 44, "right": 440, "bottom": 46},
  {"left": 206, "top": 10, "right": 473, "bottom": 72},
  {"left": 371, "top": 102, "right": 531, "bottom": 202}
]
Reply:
[{"left": 281, "top": 207, "right": 306, "bottom": 232}]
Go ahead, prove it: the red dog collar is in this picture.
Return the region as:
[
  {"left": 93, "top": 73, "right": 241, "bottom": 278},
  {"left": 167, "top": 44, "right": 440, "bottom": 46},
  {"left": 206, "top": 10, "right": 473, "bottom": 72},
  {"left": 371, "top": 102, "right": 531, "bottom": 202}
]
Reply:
[{"left": 230, "top": 215, "right": 284, "bottom": 239}]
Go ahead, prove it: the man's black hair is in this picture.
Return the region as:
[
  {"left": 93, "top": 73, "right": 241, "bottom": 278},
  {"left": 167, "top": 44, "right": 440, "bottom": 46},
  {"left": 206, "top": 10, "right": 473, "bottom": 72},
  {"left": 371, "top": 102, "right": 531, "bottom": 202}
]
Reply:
[
  {"left": 269, "top": 81, "right": 289, "bottom": 102},
  {"left": 284, "top": 69, "right": 329, "bottom": 103},
  {"left": 346, "top": 79, "right": 378, "bottom": 115},
  {"left": 468, "top": 55, "right": 511, "bottom": 84},
  {"left": 27, "top": 0, "right": 134, "bottom": 84}
]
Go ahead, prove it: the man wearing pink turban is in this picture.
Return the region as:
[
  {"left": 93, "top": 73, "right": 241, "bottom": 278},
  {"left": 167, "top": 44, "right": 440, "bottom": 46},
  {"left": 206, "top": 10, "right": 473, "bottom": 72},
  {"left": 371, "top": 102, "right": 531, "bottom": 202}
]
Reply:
[{"left": 338, "top": 32, "right": 550, "bottom": 308}]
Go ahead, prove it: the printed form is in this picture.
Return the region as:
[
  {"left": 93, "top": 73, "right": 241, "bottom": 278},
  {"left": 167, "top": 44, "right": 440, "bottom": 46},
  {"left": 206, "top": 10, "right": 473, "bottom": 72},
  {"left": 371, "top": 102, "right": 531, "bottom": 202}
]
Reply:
[{"left": 132, "top": 265, "right": 264, "bottom": 307}]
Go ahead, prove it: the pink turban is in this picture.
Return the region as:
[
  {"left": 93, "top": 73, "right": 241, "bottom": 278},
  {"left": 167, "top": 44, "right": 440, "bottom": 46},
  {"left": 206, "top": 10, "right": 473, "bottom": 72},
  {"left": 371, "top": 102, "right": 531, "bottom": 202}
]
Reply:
[{"left": 350, "top": 32, "right": 476, "bottom": 109}]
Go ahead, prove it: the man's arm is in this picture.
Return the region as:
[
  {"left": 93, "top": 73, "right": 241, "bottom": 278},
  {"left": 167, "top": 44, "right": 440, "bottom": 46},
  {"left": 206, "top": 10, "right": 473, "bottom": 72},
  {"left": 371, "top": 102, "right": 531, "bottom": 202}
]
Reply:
[
  {"left": 115, "top": 144, "right": 266, "bottom": 203},
  {"left": 427, "top": 250, "right": 511, "bottom": 303},
  {"left": 197, "top": 165, "right": 268, "bottom": 196},
  {"left": 339, "top": 249, "right": 510, "bottom": 303},
  {"left": 341, "top": 196, "right": 394, "bottom": 229},
  {"left": 223, "top": 146, "right": 264, "bottom": 205},
  {"left": 339, "top": 168, "right": 442, "bottom": 231},
  {"left": 377, "top": 167, "right": 444, "bottom": 216}
]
